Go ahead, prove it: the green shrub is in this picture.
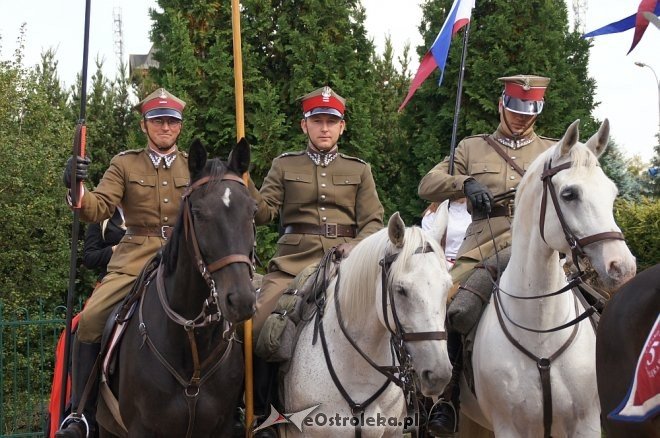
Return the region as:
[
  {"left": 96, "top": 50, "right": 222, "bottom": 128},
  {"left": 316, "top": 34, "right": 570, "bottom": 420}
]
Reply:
[{"left": 615, "top": 197, "right": 660, "bottom": 271}]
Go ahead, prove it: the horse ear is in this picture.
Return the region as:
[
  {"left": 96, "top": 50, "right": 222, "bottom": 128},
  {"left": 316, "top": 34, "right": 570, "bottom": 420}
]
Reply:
[
  {"left": 430, "top": 200, "right": 450, "bottom": 246},
  {"left": 228, "top": 137, "right": 251, "bottom": 174},
  {"left": 188, "top": 138, "right": 208, "bottom": 179},
  {"left": 584, "top": 119, "right": 609, "bottom": 158},
  {"left": 388, "top": 212, "right": 406, "bottom": 248},
  {"left": 559, "top": 119, "right": 580, "bottom": 157}
]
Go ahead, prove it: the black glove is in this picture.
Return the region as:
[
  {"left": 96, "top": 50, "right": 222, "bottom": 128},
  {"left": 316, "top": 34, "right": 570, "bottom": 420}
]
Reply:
[
  {"left": 63, "top": 155, "right": 91, "bottom": 187},
  {"left": 463, "top": 178, "right": 494, "bottom": 215}
]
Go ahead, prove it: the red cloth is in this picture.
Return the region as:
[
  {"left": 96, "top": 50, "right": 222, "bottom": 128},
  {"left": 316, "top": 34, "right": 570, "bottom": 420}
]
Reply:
[
  {"left": 609, "top": 315, "right": 660, "bottom": 422},
  {"left": 47, "top": 314, "right": 80, "bottom": 437}
]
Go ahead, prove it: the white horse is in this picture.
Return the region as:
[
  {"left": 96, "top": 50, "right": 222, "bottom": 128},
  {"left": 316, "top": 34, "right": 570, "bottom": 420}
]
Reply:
[
  {"left": 461, "top": 119, "right": 637, "bottom": 437},
  {"left": 282, "top": 212, "right": 454, "bottom": 437}
]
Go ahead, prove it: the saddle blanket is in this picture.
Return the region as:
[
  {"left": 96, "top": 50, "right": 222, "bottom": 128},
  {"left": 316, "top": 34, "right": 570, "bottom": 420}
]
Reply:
[{"left": 609, "top": 314, "right": 660, "bottom": 422}]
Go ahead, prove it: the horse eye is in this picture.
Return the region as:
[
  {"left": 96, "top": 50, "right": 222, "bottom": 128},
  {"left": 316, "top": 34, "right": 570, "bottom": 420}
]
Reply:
[
  {"left": 560, "top": 187, "right": 578, "bottom": 201},
  {"left": 395, "top": 286, "right": 407, "bottom": 297}
]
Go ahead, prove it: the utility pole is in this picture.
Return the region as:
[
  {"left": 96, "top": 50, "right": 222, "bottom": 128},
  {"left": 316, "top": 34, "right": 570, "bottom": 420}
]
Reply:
[
  {"left": 572, "top": 0, "right": 587, "bottom": 33},
  {"left": 113, "top": 7, "right": 125, "bottom": 72},
  {"left": 635, "top": 62, "right": 660, "bottom": 132}
]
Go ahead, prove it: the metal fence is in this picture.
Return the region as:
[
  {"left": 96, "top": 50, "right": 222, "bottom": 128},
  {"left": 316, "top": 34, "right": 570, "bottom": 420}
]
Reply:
[{"left": 0, "top": 302, "right": 66, "bottom": 438}]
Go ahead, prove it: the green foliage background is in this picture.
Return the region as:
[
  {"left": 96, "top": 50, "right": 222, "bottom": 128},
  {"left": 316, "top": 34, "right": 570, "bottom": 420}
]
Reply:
[{"left": 0, "top": 2, "right": 659, "bottom": 432}]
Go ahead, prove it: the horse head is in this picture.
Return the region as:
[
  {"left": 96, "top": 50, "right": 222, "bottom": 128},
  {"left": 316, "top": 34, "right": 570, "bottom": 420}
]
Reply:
[
  {"left": 172, "top": 137, "right": 257, "bottom": 323},
  {"left": 382, "top": 212, "right": 453, "bottom": 396},
  {"left": 518, "top": 119, "right": 636, "bottom": 291}
]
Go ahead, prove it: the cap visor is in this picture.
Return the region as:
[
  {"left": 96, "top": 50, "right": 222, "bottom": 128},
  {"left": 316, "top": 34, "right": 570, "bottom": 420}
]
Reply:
[
  {"left": 145, "top": 108, "right": 183, "bottom": 119},
  {"left": 503, "top": 96, "right": 543, "bottom": 115},
  {"left": 305, "top": 107, "right": 343, "bottom": 118}
]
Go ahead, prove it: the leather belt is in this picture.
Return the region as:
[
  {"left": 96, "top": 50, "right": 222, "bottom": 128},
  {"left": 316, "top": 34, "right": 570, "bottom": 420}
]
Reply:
[
  {"left": 284, "top": 223, "right": 356, "bottom": 238},
  {"left": 471, "top": 204, "right": 514, "bottom": 221},
  {"left": 126, "top": 226, "right": 174, "bottom": 239}
]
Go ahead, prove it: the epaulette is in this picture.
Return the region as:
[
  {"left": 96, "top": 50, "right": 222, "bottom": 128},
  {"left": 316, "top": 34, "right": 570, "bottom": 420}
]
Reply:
[
  {"left": 339, "top": 153, "right": 366, "bottom": 164},
  {"left": 538, "top": 135, "right": 560, "bottom": 142},
  {"left": 179, "top": 150, "right": 188, "bottom": 158},
  {"left": 277, "top": 151, "right": 306, "bottom": 158},
  {"left": 463, "top": 134, "right": 486, "bottom": 140},
  {"left": 118, "top": 149, "right": 143, "bottom": 156}
]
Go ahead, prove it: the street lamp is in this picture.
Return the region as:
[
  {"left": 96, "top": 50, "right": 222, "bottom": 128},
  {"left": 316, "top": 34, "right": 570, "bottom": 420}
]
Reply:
[{"left": 635, "top": 61, "right": 660, "bottom": 130}]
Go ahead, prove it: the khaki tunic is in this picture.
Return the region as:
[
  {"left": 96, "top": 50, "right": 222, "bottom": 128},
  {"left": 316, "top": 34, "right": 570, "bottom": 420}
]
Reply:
[
  {"left": 76, "top": 147, "right": 190, "bottom": 342},
  {"left": 79, "top": 147, "right": 190, "bottom": 275},
  {"left": 418, "top": 126, "right": 555, "bottom": 281},
  {"left": 251, "top": 151, "right": 384, "bottom": 276},
  {"left": 250, "top": 150, "right": 384, "bottom": 335}
]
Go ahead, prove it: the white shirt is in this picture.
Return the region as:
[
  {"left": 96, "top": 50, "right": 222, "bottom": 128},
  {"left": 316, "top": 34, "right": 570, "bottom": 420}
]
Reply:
[{"left": 422, "top": 200, "right": 471, "bottom": 260}]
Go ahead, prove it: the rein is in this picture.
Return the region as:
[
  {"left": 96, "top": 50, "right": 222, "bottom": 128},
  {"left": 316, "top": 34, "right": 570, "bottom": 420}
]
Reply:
[
  {"left": 539, "top": 160, "right": 624, "bottom": 274},
  {"left": 136, "top": 172, "right": 254, "bottom": 438},
  {"left": 317, "top": 245, "right": 445, "bottom": 437},
  {"left": 487, "top": 158, "right": 625, "bottom": 438}
]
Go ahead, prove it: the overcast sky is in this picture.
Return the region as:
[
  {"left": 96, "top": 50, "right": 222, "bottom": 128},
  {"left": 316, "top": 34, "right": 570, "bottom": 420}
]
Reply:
[{"left": 1, "top": 0, "right": 658, "bottom": 161}]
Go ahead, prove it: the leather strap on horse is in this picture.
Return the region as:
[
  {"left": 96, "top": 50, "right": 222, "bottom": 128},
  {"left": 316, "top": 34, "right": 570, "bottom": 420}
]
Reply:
[
  {"left": 540, "top": 159, "right": 625, "bottom": 275},
  {"left": 60, "top": 354, "right": 103, "bottom": 434},
  {"left": 483, "top": 135, "right": 526, "bottom": 177},
  {"left": 318, "top": 312, "right": 391, "bottom": 438},
  {"left": 138, "top": 273, "right": 236, "bottom": 438},
  {"left": 493, "top": 289, "right": 579, "bottom": 438}
]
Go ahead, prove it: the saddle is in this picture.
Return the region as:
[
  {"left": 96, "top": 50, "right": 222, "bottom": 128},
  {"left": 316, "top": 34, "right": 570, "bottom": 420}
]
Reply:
[
  {"left": 255, "top": 249, "right": 338, "bottom": 365},
  {"left": 96, "top": 253, "right": 161, "bottom": 438}
]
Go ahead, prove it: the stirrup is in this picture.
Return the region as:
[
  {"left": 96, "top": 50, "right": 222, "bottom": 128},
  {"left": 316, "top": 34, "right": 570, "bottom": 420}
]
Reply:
[
  {"left": 427, "top": 399, "right": 458, "bottom": 437},
  {"left": 59, "top": 413, "right": 90, "bottom": 438}
]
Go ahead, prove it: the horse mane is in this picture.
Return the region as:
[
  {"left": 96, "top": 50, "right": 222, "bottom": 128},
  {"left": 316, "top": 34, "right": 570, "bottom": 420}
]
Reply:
[
  {"left": 332, "top": 225, "right": 444, "bottom": 327},
  {"left": 162, "top": 158, "right": 230, "bottom": 274}
]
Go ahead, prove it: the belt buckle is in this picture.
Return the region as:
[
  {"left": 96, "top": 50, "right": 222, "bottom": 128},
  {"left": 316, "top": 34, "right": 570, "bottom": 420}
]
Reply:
[
  {"left": 325, "top": 223, "right": 338, "bottom": 238},
  {"left": 507, "top": 203, "right": 514, "bottom": 217},
  {"left": 161, "top": 226, "right": 172, "bottom": 239}
]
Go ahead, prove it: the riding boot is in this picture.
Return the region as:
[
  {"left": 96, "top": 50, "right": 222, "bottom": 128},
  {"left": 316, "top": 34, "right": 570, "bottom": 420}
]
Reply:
[
  {"left": 56, "top": 339, "right": 101, "bottom": 438},
  {"left": 427, "top": 331, "right": 462, "bottom": 437},
  {"left": 253, "top": 355, "right": 279, "bottom": 438}
]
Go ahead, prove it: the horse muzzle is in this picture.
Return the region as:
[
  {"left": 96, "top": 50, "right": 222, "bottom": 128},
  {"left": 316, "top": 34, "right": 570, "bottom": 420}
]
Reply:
[{"left": 223, "top": 286, "right": 257, "bottom": 323}]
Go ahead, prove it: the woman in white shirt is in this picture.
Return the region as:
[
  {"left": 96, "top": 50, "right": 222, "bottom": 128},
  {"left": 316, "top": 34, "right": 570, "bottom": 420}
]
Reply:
[{"left": 422, "top": 198, "right": 471, "bottom": 269}]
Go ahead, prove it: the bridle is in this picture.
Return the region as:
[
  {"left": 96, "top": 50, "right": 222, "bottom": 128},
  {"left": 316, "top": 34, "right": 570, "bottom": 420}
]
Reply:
[
  {"left": 137, "top": 171, "right": 256, "bottom": 438},
  {"left": 317, "top": 244, "right": 446, "bottom": 437},
  {"left": 539, "top": 159, "right": 625, "bottom": 275},
  {"left": 491, "top": 158, "right": 625, "bottom": 438},
  {"left": 175, "top": 173, "right": 256, "bottom": 326}
]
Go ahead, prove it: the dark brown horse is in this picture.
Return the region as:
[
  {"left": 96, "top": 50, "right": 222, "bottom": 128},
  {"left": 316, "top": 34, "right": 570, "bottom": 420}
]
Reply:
[
  {"left": 98, "top": 138, "right": 256, "bottom": 437},
  {"left": 596, "top": 263, "right": 660, "bottom": 437}
]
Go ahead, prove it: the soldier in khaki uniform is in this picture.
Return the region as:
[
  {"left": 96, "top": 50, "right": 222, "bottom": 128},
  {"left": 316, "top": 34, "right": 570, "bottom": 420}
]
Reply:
[
  {"left": 418, "top": 75, "right": 555, "bottom": 436},
  {"left": 57, "top": 89, "right": 190, "bottom": 438},
  {"left": 249, "top": 86, "right": 384, "bottom": 436}
]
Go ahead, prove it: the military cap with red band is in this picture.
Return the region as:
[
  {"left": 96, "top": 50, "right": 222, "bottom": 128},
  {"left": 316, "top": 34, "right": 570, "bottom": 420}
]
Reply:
[
  {"left": 300, "top": 86, "right": 346, "bottom": 118},
  {"left": 135, "top": 88, "right": 186, "bottom": 120},
  {"left": 498, "top": 75, "right": 550, "bottom": 115}
]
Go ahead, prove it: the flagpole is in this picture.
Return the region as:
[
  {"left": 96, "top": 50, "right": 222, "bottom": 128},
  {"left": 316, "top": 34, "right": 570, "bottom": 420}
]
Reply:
[
  {"left": 230, "top": 1, "right": 254, "bottom": 437},
  {"left": 448, "top": 22, "right": 471, "bottom": 176}
]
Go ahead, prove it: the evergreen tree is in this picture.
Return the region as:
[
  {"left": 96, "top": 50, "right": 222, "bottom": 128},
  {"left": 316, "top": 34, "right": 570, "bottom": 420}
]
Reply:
[
  {"left": 0, "top": 45, "right": 75, "bottom": 312},
  {"left": 600, "top": 140, "right": 643, "bottom": 200},
  {"left": 146, "top": 0, "right": 387, "bottom": 262},
  {"left": 67, "top": 60, "right": 138, "bottom": 188},
  {"left": 398, "top": 0, "right": 598, "bottom": 222}
]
